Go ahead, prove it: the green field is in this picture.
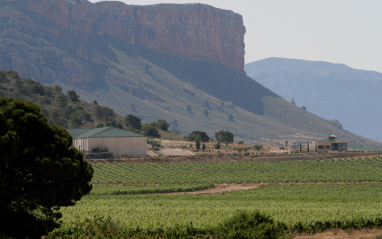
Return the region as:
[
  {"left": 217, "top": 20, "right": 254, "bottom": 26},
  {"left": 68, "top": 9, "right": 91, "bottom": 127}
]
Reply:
[
  {"left": 56, "top": 183, "right": 382, "bottom": 237},
  {"left": 89, "top": 184, "right": 215, "bottom": 195},
  {"left": 91, "top": 156, "right": 382, "bottom": 185},
  {"left": 48, "top": 157, "right": 382, "bottom": 237}
]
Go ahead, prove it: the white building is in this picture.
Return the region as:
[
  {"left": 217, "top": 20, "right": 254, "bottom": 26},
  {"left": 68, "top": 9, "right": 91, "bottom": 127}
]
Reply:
[{"left": 67, "top": 127, "right": 147, "bottom": 157}]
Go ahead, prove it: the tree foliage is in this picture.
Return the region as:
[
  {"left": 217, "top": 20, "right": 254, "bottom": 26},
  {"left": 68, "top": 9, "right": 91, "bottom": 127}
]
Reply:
[
  {"left": 157, "top": 119, "right": 170, "bottom": 131},
  {"left": 188, "top": 131, "right": 210, "bottom": 142},
  {"left": 125, "top": 114, "right": 142, "bottom": 130},
  {"left": 0, "top": 97, "right": 93, "bottom": 238},
  {"left": 67, "top": 90, "right": 80, "bottom": 102},
  {"left": 56, "top": 94, "right": 69, "bottom": 108},
  {"left": 254, "top": 145, "right": 263, "bottom": 151},
  {"left": 215, "top": 210, "right": 285, "bottom": 239},
  {"left": 195, "top": 135, "right": 201, "bottom": 150},
  {"left": 144, "top": 127, "right": 160, "bottom": 138},
  {"left": 95, "top": 106, "right": 115, "bottom": 121},
  {"left": 215, "top": 130, "right": 234, "bottom": 143}
]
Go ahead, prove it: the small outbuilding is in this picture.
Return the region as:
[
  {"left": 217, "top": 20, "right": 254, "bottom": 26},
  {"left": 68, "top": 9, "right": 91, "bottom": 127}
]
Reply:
[
  {"left": 315, "top": 135, "right": 347, "bottom": 151},
  {"left": 67, "top": 127, "right": 147, "bottom": 158}
]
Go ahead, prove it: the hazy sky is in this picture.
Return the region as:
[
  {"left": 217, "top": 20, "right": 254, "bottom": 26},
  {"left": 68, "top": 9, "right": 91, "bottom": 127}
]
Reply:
[{"left": 90, "top": 0, "right": 382, "bottom": 73}]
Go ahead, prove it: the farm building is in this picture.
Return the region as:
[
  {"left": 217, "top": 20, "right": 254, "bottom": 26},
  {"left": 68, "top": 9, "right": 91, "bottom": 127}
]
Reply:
[
  {"left": 315, "top": 135, "right": 347, "bottom": 151},
  {"left": 66, "top": 127, "right": 147, "bottom": 158}
]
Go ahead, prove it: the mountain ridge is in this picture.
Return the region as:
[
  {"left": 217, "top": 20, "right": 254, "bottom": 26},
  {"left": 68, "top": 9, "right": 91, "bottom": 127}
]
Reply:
[
  {"left": 245, "top": 57, "right": 382, "bottom": 143},
  {"left": 1, "top": 0, "right": 382, "bottom": 149}
]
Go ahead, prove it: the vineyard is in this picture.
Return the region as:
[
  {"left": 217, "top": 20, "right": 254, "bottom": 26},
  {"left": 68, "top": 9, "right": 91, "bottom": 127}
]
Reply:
[
  {"left": 89, "top": 183, "right": 215, "bottom": 195},
  {"left": 54, "top": 183, "right": 382, "bottom": 237},
  {"left": 46, "top": 156, "right": 382, "bottom": 238},
  {"left": 91, "top": 156, "right": 382, "bottom": 185}
]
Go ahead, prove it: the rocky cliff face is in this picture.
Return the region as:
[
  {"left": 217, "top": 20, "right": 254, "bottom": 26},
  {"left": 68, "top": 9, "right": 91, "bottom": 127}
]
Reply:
[{"left": 6, "top": 0, "right": 245, "bottom": 71}]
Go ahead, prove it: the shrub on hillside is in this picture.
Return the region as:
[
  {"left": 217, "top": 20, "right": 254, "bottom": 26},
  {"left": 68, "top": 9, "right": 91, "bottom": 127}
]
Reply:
[
  {"left": 214, "top": 211, "right": 286, "bottom": 239},
  {"left": 188, "top": 131, "right": 210, "bottom": 142},
  {"left": 215, "top": 130, "right": 234, "bottom": 143}
]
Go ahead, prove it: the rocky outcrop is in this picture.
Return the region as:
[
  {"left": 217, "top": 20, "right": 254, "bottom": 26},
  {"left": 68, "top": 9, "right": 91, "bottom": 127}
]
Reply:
[
  {"left": 6, "top": 0, "right": 245, "bottom": 71},
  {"left": 328, "top": 119, "right": 343, "bottom": 129}
]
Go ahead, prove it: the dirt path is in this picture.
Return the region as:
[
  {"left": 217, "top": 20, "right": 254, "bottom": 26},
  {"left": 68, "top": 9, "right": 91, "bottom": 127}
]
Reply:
[
  {"left": 294, "top": 228, "right": 382, "bottom": 239},
  {"left": 158, "top": 181, "right": 381, "bottom": 195}
]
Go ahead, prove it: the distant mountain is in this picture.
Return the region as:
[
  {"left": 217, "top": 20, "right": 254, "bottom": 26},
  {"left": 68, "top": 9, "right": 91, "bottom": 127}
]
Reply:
[
  {"left": 245, "top": 57, "right": 382, "bottom": 143},
  {"left": 1, "top": 0, "right": 382, "bottom": 149}
]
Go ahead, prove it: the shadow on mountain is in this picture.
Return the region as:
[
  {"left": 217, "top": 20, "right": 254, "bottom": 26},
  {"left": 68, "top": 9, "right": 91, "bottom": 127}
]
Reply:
[{"left": 100, "top": 35, "right": 279, "bottom": 115}]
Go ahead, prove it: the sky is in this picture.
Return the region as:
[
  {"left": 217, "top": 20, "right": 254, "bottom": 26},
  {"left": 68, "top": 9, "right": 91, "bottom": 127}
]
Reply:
[{"left": 89, "top": 0, "right": 382, "bottom": 73}]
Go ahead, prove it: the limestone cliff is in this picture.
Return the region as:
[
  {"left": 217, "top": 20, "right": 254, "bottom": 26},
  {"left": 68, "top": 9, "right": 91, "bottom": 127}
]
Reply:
[{"left": 6, "top": 0, "right": 245, "bottom": 71}]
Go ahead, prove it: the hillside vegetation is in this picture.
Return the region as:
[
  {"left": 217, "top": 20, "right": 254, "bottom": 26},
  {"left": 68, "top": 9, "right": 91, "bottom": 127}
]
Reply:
[
  {"left": 0, "top": 69, "right": 186, "bottom": 141},
  {"left": 0, "top": 69, "right": 125, "bottom": 128}
]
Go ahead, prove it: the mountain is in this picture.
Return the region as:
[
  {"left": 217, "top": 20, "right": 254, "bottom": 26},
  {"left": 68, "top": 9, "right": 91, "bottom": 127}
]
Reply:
[
  {"left": 1, "top": 0, "right": 382, "bottom": 149},
  {"left": 245, "top": 57, "right": 382, "bottom": 143}
]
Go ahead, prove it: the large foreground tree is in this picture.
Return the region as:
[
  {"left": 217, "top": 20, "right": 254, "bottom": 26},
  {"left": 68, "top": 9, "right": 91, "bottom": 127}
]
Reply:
[{"left": 0, "top": 97, "right": 94, "bottom": 238}]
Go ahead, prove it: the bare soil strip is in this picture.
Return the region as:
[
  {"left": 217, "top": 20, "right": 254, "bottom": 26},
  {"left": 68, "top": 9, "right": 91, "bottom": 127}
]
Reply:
[
  {"left": 294, "top": 228, "right": 382, "bottom": 239},
  {"left": 158, "top": 181, "right": 381, "bottom": 195}
]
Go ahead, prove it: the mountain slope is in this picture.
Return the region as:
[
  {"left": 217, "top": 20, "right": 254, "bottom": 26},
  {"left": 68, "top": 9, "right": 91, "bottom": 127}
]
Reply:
[
  {"left": 245, "top": 57, "right": 382, "bottom": 143},
  {"left": 1, "top": 0, "right": 382, "bottom": 149}
]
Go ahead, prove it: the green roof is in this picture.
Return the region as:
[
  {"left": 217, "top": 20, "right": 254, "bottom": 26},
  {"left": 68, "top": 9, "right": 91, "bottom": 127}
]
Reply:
[
  {"left": 66, "top": 127, "right": 145, "bottom": 138},
  {"left": 66, "top": 128, "right": 93, "bottom": 138}
]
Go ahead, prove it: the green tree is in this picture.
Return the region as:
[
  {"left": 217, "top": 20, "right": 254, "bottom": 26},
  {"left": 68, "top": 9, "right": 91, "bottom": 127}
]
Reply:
[
  {"left": 157, "top": 119, "right": 170, "bottom": 131},
  {"left": 307, "top": 142, "right": 310, "bottom": 152},
  {"left": 188, "top": 131, "right": 210, "bottom": 142},
  {"left": 56, "top": 94, "right": 69, "bottom": 108},
  {"left": 238, "top": 141, "right": 244, "bottom": 144},
  {"left": 0, "top": 97, "right": 93, "bottom": 238},
  {"left": 53, "top": 85, "right": 62, "bottom": 93},
  {"left": 67, "top": 90, "right": 80, "bottom": 102},
  {"left": 144, "top": 126, "right": 160, "bottom": 138},
  {"left": 302, "top": 106, "right": 306, "bottom": 110},
  {"left": 237, "top": 147, "right": 243, "bottom": 154},
  {"left": 254, "top": 145, "right": 263, "bottom": 151},
  {"left": 96, "top": 122, "right": 104, "bottom": 128},
  {"left": 285, "top": 140, "right": 288, "bottom": 148},
  {"left": 215, "top": 130, "right": 234, "bottom": 143},
  {"left": 125, "top": 114, "right": 142, "bottom": 130},
  {"left": 95, "top": 106, "right": 114, "bottom": 121},
  {"left": 84, "top": 112, "right": 92, "bottom": 122},
  {"left": 106, "top": 121, "right": 123, "bottom": 129},
  {"left": 0, "top": 71, "right": 6, "bottom": 80},
  {"left": 214, "top": 141, "right": 221, "bottom": 149},
  {"left": 7, "top": 70, "right": 20, "bottom": 80},
  {"left": 195, "top": 135, "right": 201, "bottom": 150},
  {"left": 201, "top": 143, "right": 206, "bottom": 151},
  {"left": 93, "top": 100, "right": 98, "bottom": 105}
]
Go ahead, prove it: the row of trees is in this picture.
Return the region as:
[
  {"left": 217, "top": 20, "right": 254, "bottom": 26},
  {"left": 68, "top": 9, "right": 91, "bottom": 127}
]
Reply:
[
  {"left": 124, "top": 114, "right": 171, "bottom": 138},
  {"left": 187, "top": 130, "right": 234, "bottom": 143}
]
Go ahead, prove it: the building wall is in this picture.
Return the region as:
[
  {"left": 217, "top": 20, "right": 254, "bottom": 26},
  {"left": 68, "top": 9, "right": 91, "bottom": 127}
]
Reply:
[
  {"left": 73, "top": 137, "right": 147, "bottom": 157},
  {"left": 316, "top": 142, "right": 348, "bottom": 151},
  {"left": 73, "top": 138, "right": 88, "bottom": 151},
  {"left": 88, "top": 137, "right": 147, "bottom": 157}
]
